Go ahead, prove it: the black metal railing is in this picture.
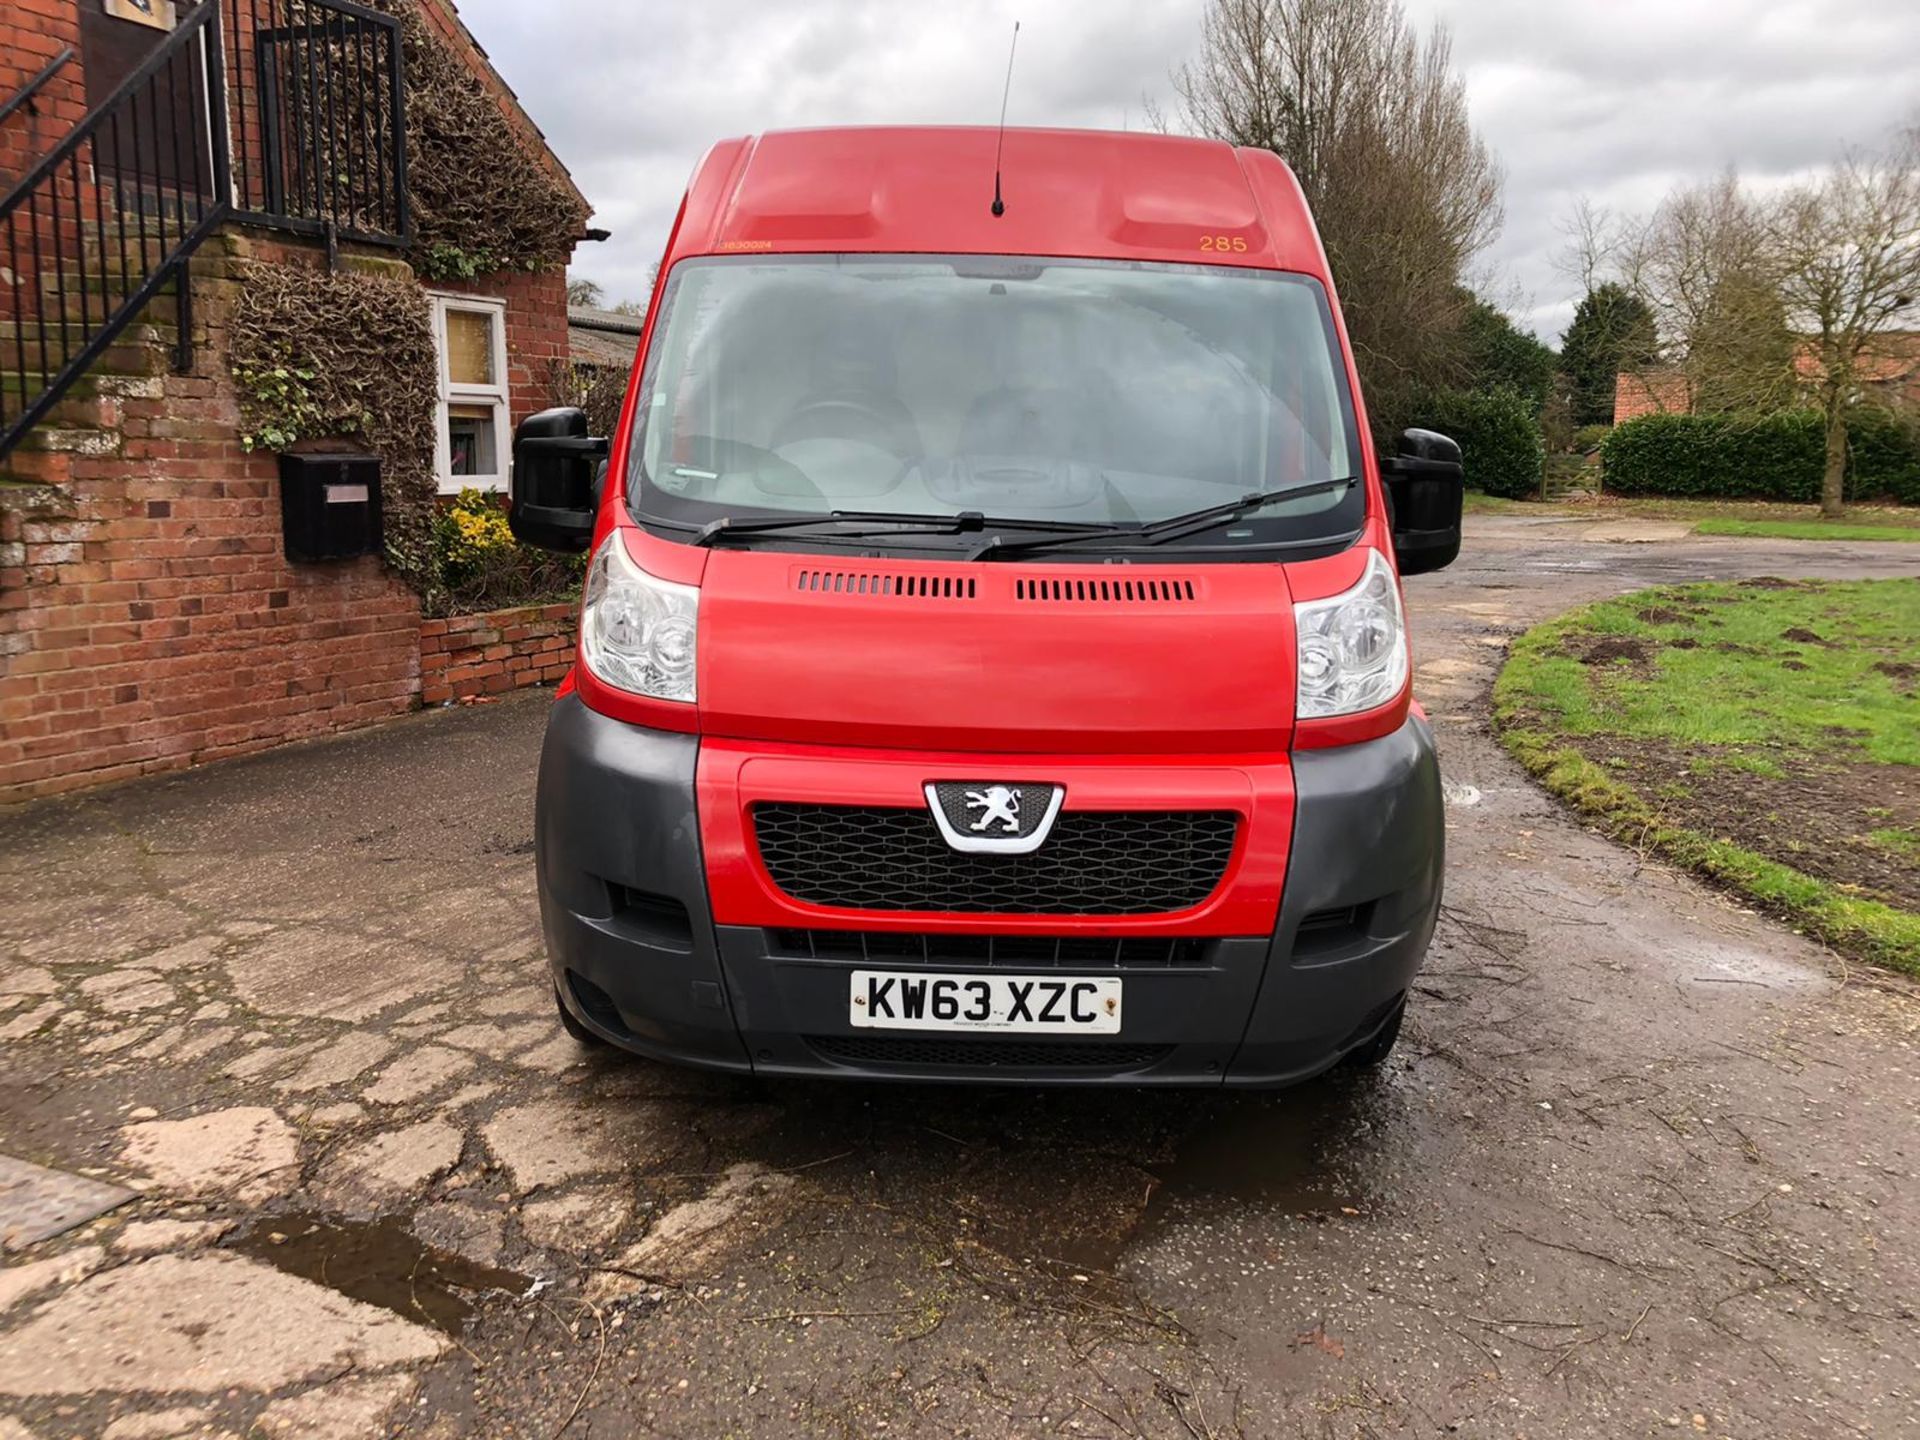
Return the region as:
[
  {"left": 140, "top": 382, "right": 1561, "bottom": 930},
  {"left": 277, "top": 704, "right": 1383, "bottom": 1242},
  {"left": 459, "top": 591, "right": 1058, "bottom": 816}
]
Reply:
[
  {"left": 0, "top": 0, "right": 409, "bottom": 462},
  {"left": 0, "top": 4, "right": 230, "bottom": 461},
  {"left": 224, "top": 0, "right": 407, "bottom": 246},
  {"left": 0, "top": 46, "right": 77, "bottom": 132}
]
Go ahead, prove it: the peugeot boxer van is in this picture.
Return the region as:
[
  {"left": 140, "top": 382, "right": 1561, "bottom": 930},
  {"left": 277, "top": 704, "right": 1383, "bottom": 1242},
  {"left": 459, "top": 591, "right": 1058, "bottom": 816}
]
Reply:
[{"left": 509, "top": 127, "right": 1463, "bottom": 1086}]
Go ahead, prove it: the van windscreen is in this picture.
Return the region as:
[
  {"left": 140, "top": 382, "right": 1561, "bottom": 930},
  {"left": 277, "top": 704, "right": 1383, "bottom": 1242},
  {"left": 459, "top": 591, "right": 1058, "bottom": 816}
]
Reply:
[{"left": 626, "top": 254, "right": 1362, "bottom": 548}]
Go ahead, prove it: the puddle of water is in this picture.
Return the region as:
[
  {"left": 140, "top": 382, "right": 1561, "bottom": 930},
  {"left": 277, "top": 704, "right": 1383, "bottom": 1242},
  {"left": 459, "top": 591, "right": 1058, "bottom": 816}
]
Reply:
[
  {"left": 1150, "top": 1084, "right": 1382, "bottom": 1217},
  {"left": 981, "top": 1079, "right": 1400, "bottom": 1273},
  {"left": 720, "top": 1071, "right": 1408, "bottom": 1278},
  {"left": 230, "top": 1212, "right": 531, "bottom": 1333}
]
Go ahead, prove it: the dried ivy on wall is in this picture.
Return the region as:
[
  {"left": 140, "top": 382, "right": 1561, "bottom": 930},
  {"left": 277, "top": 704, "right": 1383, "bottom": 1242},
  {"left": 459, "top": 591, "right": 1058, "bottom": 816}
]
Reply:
[
  {"left": 228, "top": 261, "right": 446, "bottom": 603},
  {"left": 544, "top": 358, "right": 627, "bottom": 442},
  {"left": 366, "top": 0, "right": 590, "bottom": 281}
]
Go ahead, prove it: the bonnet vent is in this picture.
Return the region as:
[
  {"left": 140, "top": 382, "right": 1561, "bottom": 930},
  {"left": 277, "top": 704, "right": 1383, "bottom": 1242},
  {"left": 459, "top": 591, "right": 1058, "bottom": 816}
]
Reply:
[
  {"left": 1014, "top": 576, "right": 1197, "bottom": 603},
  {"left": 793, "top": 569, "right": 977, "bottom": 600}
]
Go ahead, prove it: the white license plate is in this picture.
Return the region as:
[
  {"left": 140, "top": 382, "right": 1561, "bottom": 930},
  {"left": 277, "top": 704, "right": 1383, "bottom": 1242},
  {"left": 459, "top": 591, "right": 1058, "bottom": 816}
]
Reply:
[{"left": 849, "top": 970, "right": 1123, "bottom": 1034}]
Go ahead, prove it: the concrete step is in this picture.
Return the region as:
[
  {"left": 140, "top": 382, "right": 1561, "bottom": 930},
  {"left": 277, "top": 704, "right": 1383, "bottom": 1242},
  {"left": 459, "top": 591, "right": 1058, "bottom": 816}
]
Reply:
[
  {"left": 1, "top": 297, "right": 180, "bottom": 340},
  {"left": 0, "top": 366, "right": 160, "bottom": 410},
  {"left": 4, "top": 420, "right": 121, "bottom": 457},
  {"left": 0, "top": 389, "right": 113, "bottom": 433},
  {"left": 0, "top": 328, "right": 171, "bottom": 379},
  {"left": 79, "top": 232, "right": 188, "bottom": 272},
  {"left": 0, "top": 316, "right": 173, "bottom": 341},
  {"left": 37, "top": 267, "right": 181, "bottom": 302},
  {"left": 0, "top": 347, "right": 172, "bottom": 397}
]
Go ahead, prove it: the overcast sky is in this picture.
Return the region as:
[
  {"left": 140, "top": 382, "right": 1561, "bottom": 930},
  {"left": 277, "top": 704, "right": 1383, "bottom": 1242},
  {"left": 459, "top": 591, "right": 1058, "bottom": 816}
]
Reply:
[{"left": 457, "top": 0, "right": 1920, "bottom": 344}]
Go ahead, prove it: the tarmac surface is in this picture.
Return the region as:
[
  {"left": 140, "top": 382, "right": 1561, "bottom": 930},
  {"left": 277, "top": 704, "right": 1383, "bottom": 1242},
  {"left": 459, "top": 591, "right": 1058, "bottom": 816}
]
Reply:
[{"left": 1, "top": 514, "right": 1916, "bottom": 1439}]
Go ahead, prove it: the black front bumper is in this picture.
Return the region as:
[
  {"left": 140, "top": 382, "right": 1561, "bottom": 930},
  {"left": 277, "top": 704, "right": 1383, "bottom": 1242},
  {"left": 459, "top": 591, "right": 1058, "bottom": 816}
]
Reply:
[{"left": 534, "top": 696, "right": 1442, "bottom": 1087}]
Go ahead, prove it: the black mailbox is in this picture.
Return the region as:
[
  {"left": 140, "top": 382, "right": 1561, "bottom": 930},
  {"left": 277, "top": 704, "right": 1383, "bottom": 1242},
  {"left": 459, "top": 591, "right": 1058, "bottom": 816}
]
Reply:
[{"left": 279, "top": 452, "right": 383, "bottom": 562}]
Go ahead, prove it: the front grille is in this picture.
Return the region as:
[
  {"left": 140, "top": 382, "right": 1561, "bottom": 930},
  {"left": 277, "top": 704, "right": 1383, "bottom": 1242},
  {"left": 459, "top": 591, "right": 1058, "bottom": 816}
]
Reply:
[
  {"left": 752, "top": 804, "right": 1239, "bottom": 915},
  {"left": 806, "top": 1034, "right": 1172, "bottom": 1071},
  {"left": 770, "top": 929, "right": 1210, "bottom": 968}
]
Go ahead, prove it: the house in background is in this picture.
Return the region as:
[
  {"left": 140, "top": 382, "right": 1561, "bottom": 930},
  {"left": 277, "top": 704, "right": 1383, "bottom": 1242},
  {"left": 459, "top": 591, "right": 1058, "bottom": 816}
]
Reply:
[
  {"left": 1610, "top": 369, "right": 1693, "bottom": 423},
  {"left": 564, "top": 302, "right": 642, "bottom": 436},
  {"left": 567, "top": 304, "right": 643, "bottom": 376},
  {"left": 0, "top": 0, "right": 596, "bottom": 802},
  {"left": 1613, "top": 333, "right": 1920, "bottom": 423}
]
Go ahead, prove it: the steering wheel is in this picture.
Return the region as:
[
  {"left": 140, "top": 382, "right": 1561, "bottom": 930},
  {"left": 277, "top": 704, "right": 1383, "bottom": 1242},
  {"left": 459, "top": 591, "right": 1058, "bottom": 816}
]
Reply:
[{"left": 773, "top": 398, "right": 921, "bottom": 466}]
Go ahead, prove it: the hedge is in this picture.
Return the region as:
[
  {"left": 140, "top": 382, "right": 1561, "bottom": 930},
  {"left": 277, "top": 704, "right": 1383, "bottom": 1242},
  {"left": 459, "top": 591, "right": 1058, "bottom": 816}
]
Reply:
[
  {"left": 1407, "top": 386, "right": 1546, "bottom": 500},
  {"left": 1601, "top": 409, "right": 1920, "bottom": 504}
]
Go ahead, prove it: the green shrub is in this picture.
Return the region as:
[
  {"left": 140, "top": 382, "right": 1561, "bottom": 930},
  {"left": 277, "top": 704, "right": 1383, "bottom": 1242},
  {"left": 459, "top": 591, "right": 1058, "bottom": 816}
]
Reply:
[
  {"left": 1600, "top": 412, "right": 1714, "bottom": 496},
  {"left": 434, "top": 488, "right": 585, "bottom": 612},
  {"left": 1600, "top": 409, "right": 1920, "bottom": 504},
  {"left": 1408, "top": 386, "right": 1546, "bottom": 499},
  {"left": 1848, "top": 408, "right": 1920, "bottom": 504}
]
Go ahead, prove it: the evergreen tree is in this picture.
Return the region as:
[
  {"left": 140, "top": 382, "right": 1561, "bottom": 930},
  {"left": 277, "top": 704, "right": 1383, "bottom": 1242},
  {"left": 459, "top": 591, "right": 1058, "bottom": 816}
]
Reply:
[
  {"left": 1459, "top": 296, "right": 1556, "bottom": 411},
  {"left": 1559, "top": 283, "right": 1657, "bottom": 425}
]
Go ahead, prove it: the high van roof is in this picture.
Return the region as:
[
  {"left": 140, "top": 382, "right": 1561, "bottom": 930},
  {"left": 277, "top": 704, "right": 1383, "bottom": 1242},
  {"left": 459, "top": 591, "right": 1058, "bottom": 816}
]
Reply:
[{"left": 666, "top": 127, "right": 1331, "bottom": 279}]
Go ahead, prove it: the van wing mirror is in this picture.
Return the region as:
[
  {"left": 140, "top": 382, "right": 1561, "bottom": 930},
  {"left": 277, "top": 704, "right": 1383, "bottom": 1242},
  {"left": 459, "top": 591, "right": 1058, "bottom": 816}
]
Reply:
[
  {"left": 1381, "top": 428, "right": 1463, "bottom": 576},
  {"left": 509, "top": 407, "right": 608, "bottom": 553}
]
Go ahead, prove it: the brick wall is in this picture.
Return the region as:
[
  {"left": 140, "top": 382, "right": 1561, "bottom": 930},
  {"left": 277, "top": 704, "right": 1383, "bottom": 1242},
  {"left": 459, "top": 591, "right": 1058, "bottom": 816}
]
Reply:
[
  {"left": 0, "top": 1, "right": 87, "bottom": 190},
  {"left": 419, "top": 600, "right": 575, "bottom": 706},
  {"left": 1612, "top": 370, "right": 1693, "bottom": 424},
  {"left": 0, "top": 233, "right": 427, "bottom": 801},
  {"left": 1, "top": 0, "right": 90, "bottom": 327},
  {"left": 0, "top": 0, "right": 587, "bottom": 803},
  {"left": 0, "top": 227, "right": 588, "bottom": 803}
]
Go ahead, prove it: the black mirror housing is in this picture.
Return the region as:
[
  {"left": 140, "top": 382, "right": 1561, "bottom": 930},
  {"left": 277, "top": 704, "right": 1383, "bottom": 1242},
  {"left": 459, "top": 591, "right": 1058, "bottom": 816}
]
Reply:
[
  {"left": 509, "top": 407, "right": 608, "bottom": 553},
  {"left": 1382, "top": 428, "right": 1463, "bottom": 575}
]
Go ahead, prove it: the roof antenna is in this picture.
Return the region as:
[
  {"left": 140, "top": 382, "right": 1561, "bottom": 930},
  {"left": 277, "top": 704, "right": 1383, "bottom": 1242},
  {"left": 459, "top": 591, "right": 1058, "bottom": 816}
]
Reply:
[{"left": 991, "top": 21, "right": 1020, "bottom": 217}]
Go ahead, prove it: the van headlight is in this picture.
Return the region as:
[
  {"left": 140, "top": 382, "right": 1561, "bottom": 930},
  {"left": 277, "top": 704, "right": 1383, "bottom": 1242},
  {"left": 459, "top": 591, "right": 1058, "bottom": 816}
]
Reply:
[
  {"left": 579, "top": 533, "right": 698, "bottom": 702},
  {"left": 1295, "top": 550, "right": 1407, "bottom": 719}
]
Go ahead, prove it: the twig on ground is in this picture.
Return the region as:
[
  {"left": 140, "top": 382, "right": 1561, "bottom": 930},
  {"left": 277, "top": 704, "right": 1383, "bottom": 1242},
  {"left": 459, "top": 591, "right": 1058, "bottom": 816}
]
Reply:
[
  {"left": 1623, "top": 1300, "right": 1654, "bottom": 1343},
  {"left": 1452, "top": 1327, "right": 1504, "bottom": 1378},
  {"left": 548, "top": 1296, "right": 607, "bottom": 1439},
  {"left": 1498, "top": 1228, "right": 1672, "bottom": 1276},
  {"left": 740, "top": 1307, "right": 920, "bottom": 1324},
  {"left": 1543, "top": 1327, "right": 1606, "bottom": 1377},
  {"left": 1075, "top": 1394, "right": 1148, "bottom": 1439}
]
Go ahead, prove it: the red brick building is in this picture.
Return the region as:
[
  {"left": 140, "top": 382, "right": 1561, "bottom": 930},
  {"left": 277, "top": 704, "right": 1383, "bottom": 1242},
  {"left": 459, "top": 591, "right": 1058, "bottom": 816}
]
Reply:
[
  {"left": 1613, "top": 334, "right": 1920, "bottom": 423},
  {"left": 1610, "top": 369, "right": 1693, "bottom": 423},
  {"left": 0, "top": 0, "right": 594, "bottom": 801}
]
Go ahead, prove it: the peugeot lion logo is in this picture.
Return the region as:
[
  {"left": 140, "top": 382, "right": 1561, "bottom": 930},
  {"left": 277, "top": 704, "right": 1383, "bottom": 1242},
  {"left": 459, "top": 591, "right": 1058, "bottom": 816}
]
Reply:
[
  {"left": 925, "top": 781, "right": 1065, "bottom": 855},
  {"left": 965, "top": 785, "right": 1022, "bottom": 834}
]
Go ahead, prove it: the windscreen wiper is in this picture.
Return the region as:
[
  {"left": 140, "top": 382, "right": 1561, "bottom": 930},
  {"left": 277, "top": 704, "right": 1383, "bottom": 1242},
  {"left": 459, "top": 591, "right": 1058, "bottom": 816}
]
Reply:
[
  {"left": 965, "top": 475, "right": 1363, "bottom": 561},
  {"left": 691, "top": 510, "right": 989, "bottom": 547}
]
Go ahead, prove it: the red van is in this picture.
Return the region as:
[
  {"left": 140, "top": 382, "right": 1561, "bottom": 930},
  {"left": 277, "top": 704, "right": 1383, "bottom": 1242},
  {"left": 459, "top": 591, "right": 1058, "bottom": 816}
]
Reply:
[{"left": 510, "top": 127, "right": 1463, "bottom": 1086}]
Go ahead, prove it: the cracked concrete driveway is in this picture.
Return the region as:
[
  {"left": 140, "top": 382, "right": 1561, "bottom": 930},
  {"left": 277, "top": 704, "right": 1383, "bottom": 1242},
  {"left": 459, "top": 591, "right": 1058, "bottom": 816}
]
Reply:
[{"left": 2, "top": 515, "right": 1917, "bottom": 1439}]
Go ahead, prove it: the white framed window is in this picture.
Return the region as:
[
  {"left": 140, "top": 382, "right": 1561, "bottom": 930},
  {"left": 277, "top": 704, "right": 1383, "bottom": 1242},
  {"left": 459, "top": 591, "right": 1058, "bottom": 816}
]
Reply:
[{"left": 429, "top": 293, "right": 510, "bottom": 494}]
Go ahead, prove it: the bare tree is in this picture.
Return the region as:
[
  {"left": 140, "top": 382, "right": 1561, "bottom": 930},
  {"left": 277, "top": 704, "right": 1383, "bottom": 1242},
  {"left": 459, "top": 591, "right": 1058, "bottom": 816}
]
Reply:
[
  {"left": 566, "top": 277, "right": 605, "bottom": 308},
  {"left": 1555, "top": 197, "right": 1628, "bottom": 296},
  {"left": 1771, "top": 130, "right": 1920, "bottom": 515},
  {"left": 1173, "top": 0, "right": 1503, "bottom": 435},
  {"left": 1619, "top": 172, "right": 1796, "bottom": 415}
]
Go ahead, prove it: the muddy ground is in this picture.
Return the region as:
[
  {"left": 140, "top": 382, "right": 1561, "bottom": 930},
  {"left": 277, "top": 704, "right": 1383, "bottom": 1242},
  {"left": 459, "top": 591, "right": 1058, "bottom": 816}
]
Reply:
[
  {"left": 2, "top": 515, "right": 1917, "bottom": 1440},
  {"left": 1540, "top": 582, "right": 1920, "bottom": 913}
]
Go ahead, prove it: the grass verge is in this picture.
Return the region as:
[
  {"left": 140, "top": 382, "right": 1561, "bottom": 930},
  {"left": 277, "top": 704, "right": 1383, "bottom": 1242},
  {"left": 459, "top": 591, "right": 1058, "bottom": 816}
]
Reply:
[
  {"left": 1692, "top": 517, "right": 1920, "bottom": 543},
  {"left": 1463, "top": 492, "right": 1920, "bottom": 536},
  {"left": 1493, "top": 577, "right": 1920, "bottom": 977}
]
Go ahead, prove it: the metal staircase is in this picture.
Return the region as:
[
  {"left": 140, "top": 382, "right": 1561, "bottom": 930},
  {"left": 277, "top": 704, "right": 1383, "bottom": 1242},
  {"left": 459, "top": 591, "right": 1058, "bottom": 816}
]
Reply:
[
  {"left": 0, "top": 5, "right": 228, "bottom": 461},
  {"left": 0, "top": 0, "right": 408, "bottom": 465}
]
